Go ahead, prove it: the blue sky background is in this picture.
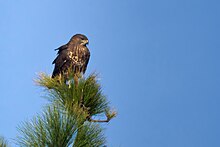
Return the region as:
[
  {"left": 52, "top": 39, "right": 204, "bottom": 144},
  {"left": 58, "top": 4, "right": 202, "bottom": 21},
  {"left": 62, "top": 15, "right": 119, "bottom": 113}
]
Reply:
[{"left": 1, "top": 0, "right": 220, "bottom": 146}]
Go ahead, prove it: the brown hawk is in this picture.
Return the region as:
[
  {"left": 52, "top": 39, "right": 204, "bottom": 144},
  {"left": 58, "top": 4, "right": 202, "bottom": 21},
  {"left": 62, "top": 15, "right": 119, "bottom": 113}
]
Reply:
[{"left": 52, "top": 34, "right": 90, "bottom": 81}]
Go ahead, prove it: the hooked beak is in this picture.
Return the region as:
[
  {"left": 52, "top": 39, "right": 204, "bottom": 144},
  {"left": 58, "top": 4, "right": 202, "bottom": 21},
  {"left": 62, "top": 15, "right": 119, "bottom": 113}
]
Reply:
[{"left": 82, "top": 40, "right": 89, "bottom": 45}]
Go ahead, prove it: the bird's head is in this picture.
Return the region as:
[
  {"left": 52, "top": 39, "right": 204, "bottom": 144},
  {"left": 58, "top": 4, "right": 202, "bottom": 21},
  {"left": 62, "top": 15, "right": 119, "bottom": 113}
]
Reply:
[{"left": 69, "top": 34, "right": 89, "bottom": 46}]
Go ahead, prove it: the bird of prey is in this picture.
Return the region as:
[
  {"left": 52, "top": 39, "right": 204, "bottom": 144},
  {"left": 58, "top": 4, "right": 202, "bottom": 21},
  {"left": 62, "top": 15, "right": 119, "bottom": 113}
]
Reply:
[{"left": 52, "top": 34, "right": 90, "bottom": 82}]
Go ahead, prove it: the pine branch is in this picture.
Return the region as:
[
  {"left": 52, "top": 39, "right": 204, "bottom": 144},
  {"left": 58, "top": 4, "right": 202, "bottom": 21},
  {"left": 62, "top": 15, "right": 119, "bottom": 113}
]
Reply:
[
  {"left": 0, "top": 136, "right": 8, "bottom": 147},
  {"left": 36, "top": 73, "right": 114, "bottom": 119},
  {"left": 73, "top": 122, "right": 106, "bottom": 147},
  {"left": 88, "top": 118, "right": 110, "bottom": 123},
  {"left": 17, "top": 105, "right": 85, "bottom": 147},
  {"left": 87, "top": 109, "right": 117, "bottom": 123}
]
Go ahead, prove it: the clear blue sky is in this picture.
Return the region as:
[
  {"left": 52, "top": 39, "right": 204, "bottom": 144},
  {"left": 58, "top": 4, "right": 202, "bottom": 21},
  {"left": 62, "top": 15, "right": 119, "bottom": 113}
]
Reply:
[{"left": 1, "top": 0, "right": 220, "bottom": 146}]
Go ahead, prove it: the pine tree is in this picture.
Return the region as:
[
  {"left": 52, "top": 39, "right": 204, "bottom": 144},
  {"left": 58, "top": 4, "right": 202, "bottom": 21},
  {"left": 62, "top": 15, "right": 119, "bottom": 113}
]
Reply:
[{"left": 16, "top": 71, "right": 116, "bottom": 147}]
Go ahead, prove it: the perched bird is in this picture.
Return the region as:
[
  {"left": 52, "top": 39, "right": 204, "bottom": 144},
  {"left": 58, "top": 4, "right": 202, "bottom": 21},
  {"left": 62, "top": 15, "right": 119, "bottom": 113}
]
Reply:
[{"left": 52, "top": 34, "right": 90, "bottom": 82}]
